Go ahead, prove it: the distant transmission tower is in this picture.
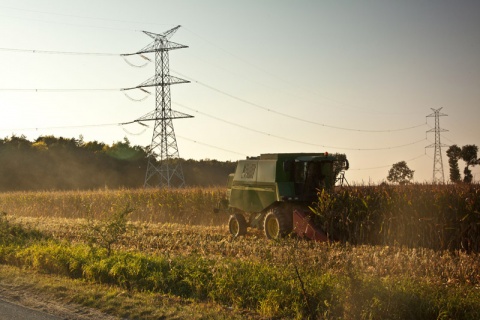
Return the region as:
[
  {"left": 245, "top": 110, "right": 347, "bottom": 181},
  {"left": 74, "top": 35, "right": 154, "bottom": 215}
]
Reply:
[
  {"left": 123, "top": 25, "right": 192, "bottom": 188},
  {"left": 426, "top": 108, "right": 448, "bottom": 184}
]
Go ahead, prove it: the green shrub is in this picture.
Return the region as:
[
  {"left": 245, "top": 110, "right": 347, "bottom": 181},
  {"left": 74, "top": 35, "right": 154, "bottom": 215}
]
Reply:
[{"left": 82, "top": 205, "right": 134, "bottom": 256}]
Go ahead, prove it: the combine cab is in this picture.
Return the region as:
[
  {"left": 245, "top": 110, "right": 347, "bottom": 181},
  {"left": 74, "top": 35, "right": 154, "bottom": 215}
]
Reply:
[{"left": 222, "top": 152, "right": 348, "bottom": 241}]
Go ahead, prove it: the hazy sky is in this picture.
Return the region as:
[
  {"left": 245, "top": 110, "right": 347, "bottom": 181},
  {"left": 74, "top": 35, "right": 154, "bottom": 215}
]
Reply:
[{"left": 0, "top": 0, "right": 479, "bottom": 184}]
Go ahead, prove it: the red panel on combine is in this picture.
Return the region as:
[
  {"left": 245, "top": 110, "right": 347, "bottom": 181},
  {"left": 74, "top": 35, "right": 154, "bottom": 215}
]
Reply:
[{"left": 293, "top": 209, "right": 328, "bottom": 242}]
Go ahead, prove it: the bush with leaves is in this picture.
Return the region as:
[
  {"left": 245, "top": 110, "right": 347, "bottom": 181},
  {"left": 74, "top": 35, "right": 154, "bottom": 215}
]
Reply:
[{"left": 82, "top": 205, "right": 134, "bottom": 256}]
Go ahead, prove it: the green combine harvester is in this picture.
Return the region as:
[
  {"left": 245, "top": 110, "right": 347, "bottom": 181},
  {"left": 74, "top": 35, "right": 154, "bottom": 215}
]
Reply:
[{"left": 221, "top": 152, "right": 349, "bottom": 241}]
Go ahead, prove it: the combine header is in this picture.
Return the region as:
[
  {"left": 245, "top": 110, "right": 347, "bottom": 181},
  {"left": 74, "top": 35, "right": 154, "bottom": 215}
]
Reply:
[{"left": 219, "top": 152, "right": 348, "bottom": 241}]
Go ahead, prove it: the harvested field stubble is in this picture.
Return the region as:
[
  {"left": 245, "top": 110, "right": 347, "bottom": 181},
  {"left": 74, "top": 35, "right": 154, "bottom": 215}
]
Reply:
[{"left": 14, "top": 216, "right": 480, "bottom": 288}]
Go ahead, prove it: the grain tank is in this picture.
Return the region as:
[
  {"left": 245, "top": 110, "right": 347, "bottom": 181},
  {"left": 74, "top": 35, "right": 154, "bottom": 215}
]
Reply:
[{"left": 223, "top": 152, "right": 348, "bottom": 240}]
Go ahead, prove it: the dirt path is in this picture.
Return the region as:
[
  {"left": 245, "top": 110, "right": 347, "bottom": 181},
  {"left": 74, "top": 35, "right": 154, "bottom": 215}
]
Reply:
[
  {"left": 0, "top": 267, "right": 119, "bottom": 320},
  {"left": 0, "top": 285, "right": 120, "bottom": 320},
  {"left": 0, "top": 298, "right": 65, "bottom": 320}
]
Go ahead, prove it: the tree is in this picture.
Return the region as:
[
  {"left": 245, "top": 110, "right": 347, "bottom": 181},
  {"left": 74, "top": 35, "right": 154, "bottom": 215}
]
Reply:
[
  {"left": 446, "top": 145, "right": 462, "bottom": 183},
  {"left": 461, "top": 145, "right": 478, "bottom": 183},
  {"left": 387, "top": 161, "right": 414, "bottom": 185},
  {"left": 103, "top": 137, "right": 146, "bottom": 161},
  {"left": 0, "top": 134, "right": 239, "bottom": 190},
  {"left": 446, "top": 144, "right": 479, "bottom": 184}
]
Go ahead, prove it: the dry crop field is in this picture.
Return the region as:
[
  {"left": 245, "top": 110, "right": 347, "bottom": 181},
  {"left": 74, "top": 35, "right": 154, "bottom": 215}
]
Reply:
[
  {"left": 0, "top": 185, "right": 479, "bottom": 319},
  {"left": 0, "top": 187, "right": 228, "bottom": 225}
]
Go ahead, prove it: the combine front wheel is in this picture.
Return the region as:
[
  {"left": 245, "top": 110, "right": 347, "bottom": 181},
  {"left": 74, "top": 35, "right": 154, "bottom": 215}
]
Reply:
[
  {"left": 264, "top": 208, "right": 289, "bottom": 239},
  {"left": 228, "top": 213, "right": 247, "bottom": 237}
]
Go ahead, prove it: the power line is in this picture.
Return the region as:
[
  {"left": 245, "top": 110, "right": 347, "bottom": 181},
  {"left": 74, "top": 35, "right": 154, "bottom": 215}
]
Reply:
[
  {"left": 0, "top": 88, "right": 121, "bottom": 92},
  {"left": 0, "top": 47, "right": 134, "bottom": 92},
  {"left": 0, "top": 37, "right": 429, "bottom": 156},
  {"left": 0, "top": 70, "right": 426, "bottom": 150},
  {"left": 176, "top": 134, "right": 248, "bottom": 157},
  {"left": 0, "top": 4, "right": 170, "bottom": 28},
  {"left": 0, "top": 105, "right": 426, "bottom": 153},
  {"left": 172, "top": 71, "right": 427, "bottom": 133},
  {"left": 440, "top": 134, "right": 455, "bottom": 145},
  {"left": 0, "top": 48, "right": 424, "bottom": 134},
  {"left": 0, "top": 47, "right": 153, "bottom": 66},
  {"left": 0, "top": 118, "right": 427, "bottom": 171},
  {"left": 0, "top": 47, "right": 120, "bottom": 56},
  {"left": 350, "top": 153, "right": 427, "bottom": 171},
  {"left": 0, "top": 12, "right": 137, "bottom": 32},
  {"left": 0, "top": 45, "right": 425, "bottom": 133},
  {"left": 181, "top": 26, "right": 425, "bottom": 117},
  {"left": 174, "top": 101, "right": 427, "bottom": 151},
  {"left": 0, "top": 122, "right": 121, "bottom": 131},
  {"left": 0, "top": 118, "right": 163, "bottom": 133}
]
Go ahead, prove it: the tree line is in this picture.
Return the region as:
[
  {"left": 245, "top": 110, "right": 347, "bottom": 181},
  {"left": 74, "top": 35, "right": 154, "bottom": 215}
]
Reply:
[{"left": 0, "top": 135, "right": 236, "bottom": 191}]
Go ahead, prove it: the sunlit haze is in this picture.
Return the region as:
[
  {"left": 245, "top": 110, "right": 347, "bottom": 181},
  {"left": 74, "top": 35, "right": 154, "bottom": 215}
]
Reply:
[{"left": 0, "top": 0, "right": 479, "bottom": 184}]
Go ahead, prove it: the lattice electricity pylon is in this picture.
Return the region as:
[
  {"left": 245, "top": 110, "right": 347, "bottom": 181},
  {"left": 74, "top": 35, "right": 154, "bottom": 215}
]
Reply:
[
  {"left": 426, "top": 108, "right": 448, "bottom": 184},
  {"left": 122, "top": 25, "right": 192, "bottom": 188}
]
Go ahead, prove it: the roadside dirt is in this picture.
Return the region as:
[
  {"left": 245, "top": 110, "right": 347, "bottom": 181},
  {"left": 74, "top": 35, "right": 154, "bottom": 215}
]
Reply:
[{"left": 0, "top": 267, "right": 120, "bottom": 320}]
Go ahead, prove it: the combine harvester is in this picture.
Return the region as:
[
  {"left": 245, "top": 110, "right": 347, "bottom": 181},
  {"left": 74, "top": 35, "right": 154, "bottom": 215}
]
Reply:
[{"left": 220, "top": 153, "right": 349, "bottom": 241}]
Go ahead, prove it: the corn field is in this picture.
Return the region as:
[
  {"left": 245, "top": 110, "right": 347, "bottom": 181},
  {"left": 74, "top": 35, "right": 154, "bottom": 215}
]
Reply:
[
  {"left": 312, "top": 183, "right": 480, "bottom": 252},
  {"left": 0, "top": 187, "right": 228, "bottom": 226},
  {"left": 1, "top": 184, "right": 479, "bottom": 252}
]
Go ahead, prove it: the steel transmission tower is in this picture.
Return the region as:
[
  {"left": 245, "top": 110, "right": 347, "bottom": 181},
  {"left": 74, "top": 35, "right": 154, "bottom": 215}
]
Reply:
[
  {"left": 123, "top": 25, "right": 193, "bottom": 188},
  {"left": 426, "top": 108, "right": 448, "bottom": 184}
]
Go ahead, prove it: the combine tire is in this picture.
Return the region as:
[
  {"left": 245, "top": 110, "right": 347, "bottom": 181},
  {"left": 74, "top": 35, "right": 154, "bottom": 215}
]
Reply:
[
  {"left": 228, "top": 213, "right": 247, "bottom": 237},
  {"left": 264, "top": 208, "right": 290, "bottom": 239}
]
